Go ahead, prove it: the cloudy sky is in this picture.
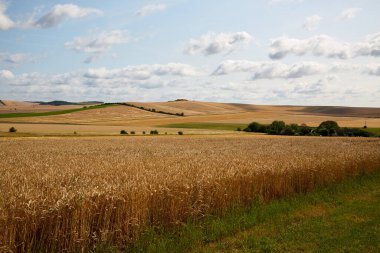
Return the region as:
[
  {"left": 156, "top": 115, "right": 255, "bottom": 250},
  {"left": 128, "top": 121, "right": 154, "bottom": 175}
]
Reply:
[{"left": 0, "top": 0, "right": 379, "bottom": 106}]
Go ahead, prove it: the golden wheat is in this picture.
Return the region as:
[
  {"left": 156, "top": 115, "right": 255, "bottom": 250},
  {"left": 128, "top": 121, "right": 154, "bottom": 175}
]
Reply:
[{"left": 0, "top": 135, "right": 380, "bottom": 252}]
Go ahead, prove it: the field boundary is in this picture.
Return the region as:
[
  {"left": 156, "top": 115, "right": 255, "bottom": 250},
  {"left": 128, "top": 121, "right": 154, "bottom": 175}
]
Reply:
[
  {"left": 118, "top": 103, "right": 185, "bottom": 117},
  {"left": 129, "top": 170, "right": 380, "bottom": 253}
]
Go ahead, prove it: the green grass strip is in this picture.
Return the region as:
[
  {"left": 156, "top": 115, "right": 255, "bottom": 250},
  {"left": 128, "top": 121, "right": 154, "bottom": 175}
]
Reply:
[
  {"left": 364, "top": 128, "right": 380, "bottom": 137},
  {"left": 0, "top": 104, "right": 118, "bottom": 118},
  {"left": 93, "top": 170, "right": 380, "bottom": 253}
]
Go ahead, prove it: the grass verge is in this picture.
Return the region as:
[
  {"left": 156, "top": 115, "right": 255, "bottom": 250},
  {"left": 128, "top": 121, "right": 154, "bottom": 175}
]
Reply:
[
  {"left": 98, "top": 170, "right": 380, "bottom": 253},
  {"left": 157, "top": 122, "right": 248, "bottom": 131},
  {"left": 0, "top": 104, "right": 117, "bottom": 118},
  {"left": 364, "top": 128, "right": 380, "bottom": 137}
]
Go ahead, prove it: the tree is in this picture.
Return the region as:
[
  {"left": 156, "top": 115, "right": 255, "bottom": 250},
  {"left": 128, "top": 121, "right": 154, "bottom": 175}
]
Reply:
[
  {"left": 247, "top": 122, "right": 267, "bottom": 133},
  {"left": 267, "top": 121, "right": 286, "bottom": 135},
  {"left": 9, "top": 127, "right": 17, "bottom": 133},
  {"left": 317, "top": 121, "right": 340, "bottom": 136}
]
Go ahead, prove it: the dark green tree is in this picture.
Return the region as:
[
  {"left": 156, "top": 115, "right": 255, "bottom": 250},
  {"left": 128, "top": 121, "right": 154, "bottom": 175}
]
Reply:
[{"left": 317, "top": 121, "right": 340, "bottom": 136}]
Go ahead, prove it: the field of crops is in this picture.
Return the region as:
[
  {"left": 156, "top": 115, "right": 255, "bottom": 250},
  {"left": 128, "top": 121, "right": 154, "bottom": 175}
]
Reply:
[{"left": 1, "top": 136, "right": 380, "bottom": 252}]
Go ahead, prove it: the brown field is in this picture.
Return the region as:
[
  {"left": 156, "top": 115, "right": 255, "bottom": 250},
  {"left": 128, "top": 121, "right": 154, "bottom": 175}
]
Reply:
[
  {"left": 1, "top": 100, "right": 380, "bottom": 135},
  {"left": 0, "top": 122, "right": 231, "bottom": 135},
  {"left": 1, "top": 135, "right": 380, "bottom": 252},
  {"left": 0, "top": 100, "right": 86, "bottom": 113}
]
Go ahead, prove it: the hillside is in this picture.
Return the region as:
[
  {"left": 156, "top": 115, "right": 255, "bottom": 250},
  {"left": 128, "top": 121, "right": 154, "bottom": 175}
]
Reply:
[{"left": 1, "top": 100, "right": 380, "bottom": 134}]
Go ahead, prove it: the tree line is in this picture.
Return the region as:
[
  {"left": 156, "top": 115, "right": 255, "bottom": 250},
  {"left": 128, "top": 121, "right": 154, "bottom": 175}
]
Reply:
[{"left": 243, "top": 120, "right": 373, "bottom": 137}]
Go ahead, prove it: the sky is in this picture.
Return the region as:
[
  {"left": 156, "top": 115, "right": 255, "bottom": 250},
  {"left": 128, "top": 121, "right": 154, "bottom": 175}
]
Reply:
[{"left": 0, "top": 0, "right": 379, "bottom": 107}]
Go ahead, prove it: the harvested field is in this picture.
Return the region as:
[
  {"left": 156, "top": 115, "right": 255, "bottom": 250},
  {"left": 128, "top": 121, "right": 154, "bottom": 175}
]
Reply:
[
  {"left": 1, "top": 136, "right": 380, "bottom": 252},
  {"left": 0, "top": 100, "right": 85, "bottom": 114},
  {"left": 1, "top": 101, "right": 380, "bottom": 128},
  {"left": 0, "top": 105, "right": 172, "bottom": 125},
  {"left": 0, "top": 123, "right": 231, "bottom": 135}
]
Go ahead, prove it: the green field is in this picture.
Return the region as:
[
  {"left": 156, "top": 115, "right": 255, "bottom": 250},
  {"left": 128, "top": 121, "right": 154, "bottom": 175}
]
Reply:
[
  {"left": 0, "top": 104, "right": 117, "bottom": 118},
  {"left": 122, "top": 171, "right": 380, "bottom": 253},
  {"left": 158, "top": 122, "right": 248, "bottom": 131},
  {"left": 365, "top": 128, "right": 380, "bottom": 137}
]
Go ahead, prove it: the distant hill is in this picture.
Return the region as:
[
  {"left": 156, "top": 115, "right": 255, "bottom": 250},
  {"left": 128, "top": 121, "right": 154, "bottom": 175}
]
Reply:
[
  {"left": 37, "top": 101, "right": 104, "bottom": 106},
  {"left": 300, "top": 106, "right": 380, "bottom": 118}
]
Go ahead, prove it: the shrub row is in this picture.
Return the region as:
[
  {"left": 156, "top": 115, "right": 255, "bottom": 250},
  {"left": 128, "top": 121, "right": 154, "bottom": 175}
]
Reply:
[
  {"left": 119, "top": 103, "right": 185, "bottom": 117},
  {"left": 120, "top": 130, "right": 184, "bottom": 135}
]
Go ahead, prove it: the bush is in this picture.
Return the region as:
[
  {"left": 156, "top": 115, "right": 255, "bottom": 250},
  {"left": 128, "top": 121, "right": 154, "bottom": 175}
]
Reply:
[
  {"left": 246, "top": 122, "right": 267, "bottom": 133},
  {"left": 9, "top": 127, "right": 17, "bottom": 133},
  {"left": 73, "top": 131, "right": 77, "bottom": 135},
  {"left": 178, "top": 131, "right": 183, "bottom": 135},
  {"left": 236, "top": 127, "right": 241, "bottom": 131},
  {"left": 131, "top": 131, "right": 135, "bottom": 135},
  {"left": 142, "top": 131, "right": 146, "bottom": 135},
  {"left": 150, "top": 130, "right": 159, "bottom": 135},
  {"left": 120, "top": 130, "right": 128, "bottom": 135}
]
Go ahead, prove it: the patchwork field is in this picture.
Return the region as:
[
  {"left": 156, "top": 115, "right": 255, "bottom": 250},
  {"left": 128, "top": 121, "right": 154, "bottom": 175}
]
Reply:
[
  {"left": 1, "top": 101, "right": 380, "bottom": 136},
  {"left": 1, "top": 136, "right": 380, "bottom": 252}
]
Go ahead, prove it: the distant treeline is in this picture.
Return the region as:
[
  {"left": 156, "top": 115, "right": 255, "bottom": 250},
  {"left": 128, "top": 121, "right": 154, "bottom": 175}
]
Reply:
[
  {"left": 243, "top": 120, "right": 374, "bottom": 137},
  {"left": 117, "top": 103, "right": 185, "bottom": 117}
]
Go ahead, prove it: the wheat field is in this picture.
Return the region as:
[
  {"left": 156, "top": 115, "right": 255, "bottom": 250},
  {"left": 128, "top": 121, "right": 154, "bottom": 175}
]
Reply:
[{"left": 1, "top": 136, "right": 380, "bottom": 252}]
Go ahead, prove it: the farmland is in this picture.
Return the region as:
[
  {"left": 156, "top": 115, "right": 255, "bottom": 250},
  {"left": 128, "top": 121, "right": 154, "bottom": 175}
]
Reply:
[{"left": 1, "top": 135, "right": 380, "bottom": 252}]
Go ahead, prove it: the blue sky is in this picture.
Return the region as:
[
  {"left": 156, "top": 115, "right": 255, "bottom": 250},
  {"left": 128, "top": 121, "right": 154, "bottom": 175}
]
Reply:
[{"left": 0, "top": 0, "right": 379, "bottom": 106}]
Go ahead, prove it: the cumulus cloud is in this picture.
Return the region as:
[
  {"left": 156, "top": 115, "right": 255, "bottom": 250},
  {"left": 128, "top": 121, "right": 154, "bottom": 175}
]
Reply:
[
  {"left": 364, "top": 64, "right": 380, "bottom": 76},
  {"left": 0, "top": 69, "right": 14, "bottom": 79},
  {"left": 33, "top": 4, "right": 102, "bottom": 28},
  {"left": 0, "top": 3, "right": 102, "bottom": 30},
  {"left": 0, "top": 2, "right": 14, "bottom": 30},
  {"left": 65, "top": 30, "right": 129, "bottom": 63},
  {"left": 213, "top": 60, "right": 326, "bottom": 80},
  {"left": 354, "top": 33, "right": 380, "bottom": 57},
  {"left": 183, "top": 31, "right": 254, "bottom": 56},
  {"left": 135, "top": 4, "right": 166, "bottom": 17},
  {"left": 339, "top": 8, "right": 361, "bottom": 21},
  {"left": 0, "top": 63, "right": 202, "bottom": 101},
  {"left": 84, "top": 63, "right": 199, "bottom": 79},
  {"left": 0, "top": 52, "right": 35, "bottom": 65},
  {"left": 290, "top": 78, "right": 326, "bottom": 95},
  {"left": 215, "top": 60, "right": 380, "bottom": 81},
  {"left": 269, "top": 33, "right": 380, "bottom": 60},
  {"left": 303, "top": 15, "right": 321, "bottom": 31}
]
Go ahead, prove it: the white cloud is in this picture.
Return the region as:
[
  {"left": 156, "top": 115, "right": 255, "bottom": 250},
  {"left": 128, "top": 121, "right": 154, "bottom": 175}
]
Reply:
[
  {"left": 0, "top": 3, "right": 102, "bottom": 30},
  {"left": 135, "top": 4, "right": 166, "bottom": 17},
  {"left": 0, "top": 69, "right": 14, "bottom": 79},
  {"left": 0, "top": 52, "right": 34, "bottom": 65},
  {"left": 339, "top": 8, "right": 361, "bottom": 21},
  {"left": 303, "top": 15, "right": 321, "bottom": 31},
  {"left": 84, "top": 63, "right": 199, "bottom": 79},
  {"left": 0, "top": 2, "right": 14, "bottom": 30},
  {"left": 183, "top": 31, "right": 254, "bottom": 56},
  {"left": 65, "top": 30, "right": 129, "bottom": 63},
  {"left": 213, "top": 60, "right": 326, "bottom": 80},
  {"left": 269, "top": 33, "right": 380, "bottom": 60},
  {"left": 364, "top": 64, "right": 380, "bottom": 76},
  {"left": 32, "top": 4, "right": 102, "bottom": 28},
  {"left": 354, "top": 33, "right": 380, "bottom": 57},
  {"left": 0, "top": 63, "right": 202, "bottom": 101}
]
